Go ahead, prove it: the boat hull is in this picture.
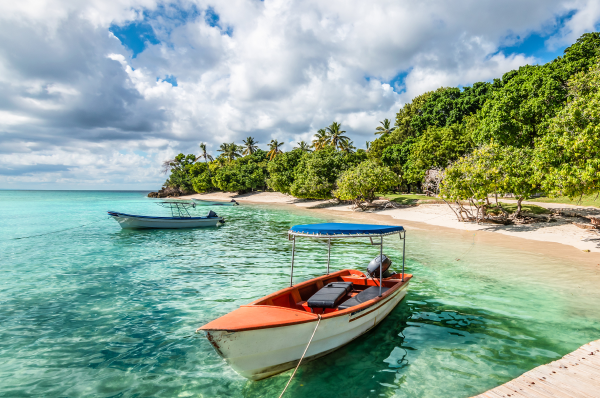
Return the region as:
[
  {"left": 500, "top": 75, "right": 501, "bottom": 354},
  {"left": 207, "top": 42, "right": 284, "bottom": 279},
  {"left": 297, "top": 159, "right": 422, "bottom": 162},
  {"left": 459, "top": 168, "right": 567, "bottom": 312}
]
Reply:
[
  {"left": 204, "top": 281, "right": 409, "bottom": 380},
  {"left": 192, "top": 199, "right": 239, "bottom": 206},
  {"left": 108, "top": 212, "right": 222, "bottom": 229}
]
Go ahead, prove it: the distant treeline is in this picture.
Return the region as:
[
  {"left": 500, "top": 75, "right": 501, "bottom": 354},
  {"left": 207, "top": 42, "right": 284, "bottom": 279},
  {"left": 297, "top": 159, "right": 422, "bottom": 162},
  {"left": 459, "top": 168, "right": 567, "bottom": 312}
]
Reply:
[{"left": 161, "top": 32, "right": 600, "bottom": 216}]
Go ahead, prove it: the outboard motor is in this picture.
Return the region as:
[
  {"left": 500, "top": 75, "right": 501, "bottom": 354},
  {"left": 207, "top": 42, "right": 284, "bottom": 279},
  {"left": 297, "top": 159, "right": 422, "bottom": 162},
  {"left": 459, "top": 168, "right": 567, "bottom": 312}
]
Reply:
[
  {"left": 207, "top": 210, "right": 218, "bottom": 218},
  {"left": 367, "top": 254, "right": 394, "bottom": 278}
]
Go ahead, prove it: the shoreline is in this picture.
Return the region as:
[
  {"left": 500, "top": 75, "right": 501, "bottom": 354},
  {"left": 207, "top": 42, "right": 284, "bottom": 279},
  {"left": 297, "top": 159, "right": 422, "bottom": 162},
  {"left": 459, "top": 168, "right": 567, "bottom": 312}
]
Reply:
[{"left": 180, "top": 191, "right": 600, "bottom": 258}]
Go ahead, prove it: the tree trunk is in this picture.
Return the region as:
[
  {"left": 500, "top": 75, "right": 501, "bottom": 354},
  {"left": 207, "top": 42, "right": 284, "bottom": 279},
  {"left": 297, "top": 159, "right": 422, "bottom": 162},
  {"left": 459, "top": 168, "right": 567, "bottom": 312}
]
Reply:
[{"left": 516, "top": 197, "right": 523, "bottom": 218}]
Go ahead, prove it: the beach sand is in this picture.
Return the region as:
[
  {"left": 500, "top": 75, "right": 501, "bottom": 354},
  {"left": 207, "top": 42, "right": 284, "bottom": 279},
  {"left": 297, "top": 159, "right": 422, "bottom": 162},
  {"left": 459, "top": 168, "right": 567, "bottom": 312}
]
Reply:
[{"left": 179, "top": 191, "right": 600, "bottom": 256}]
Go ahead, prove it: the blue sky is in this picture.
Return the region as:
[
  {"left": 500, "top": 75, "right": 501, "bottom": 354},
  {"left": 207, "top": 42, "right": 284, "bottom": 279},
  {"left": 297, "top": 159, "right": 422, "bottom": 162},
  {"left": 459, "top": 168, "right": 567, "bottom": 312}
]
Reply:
[{"left": 1, "top": 0, "right": 600, "bottom": 189}]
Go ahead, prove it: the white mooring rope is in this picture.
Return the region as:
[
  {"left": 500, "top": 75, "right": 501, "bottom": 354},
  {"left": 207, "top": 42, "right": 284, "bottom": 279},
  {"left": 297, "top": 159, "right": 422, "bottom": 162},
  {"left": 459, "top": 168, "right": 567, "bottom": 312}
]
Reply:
[{"left": 278, "top": 314, "right": 322, "bottom": 398}]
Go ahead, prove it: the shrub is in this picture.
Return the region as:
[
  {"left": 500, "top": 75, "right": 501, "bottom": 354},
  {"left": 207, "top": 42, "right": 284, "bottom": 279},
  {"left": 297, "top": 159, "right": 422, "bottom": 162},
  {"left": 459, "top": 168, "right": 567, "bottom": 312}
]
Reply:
[{"left": 334, "top": 160, "right": 399, "bottom": 204}]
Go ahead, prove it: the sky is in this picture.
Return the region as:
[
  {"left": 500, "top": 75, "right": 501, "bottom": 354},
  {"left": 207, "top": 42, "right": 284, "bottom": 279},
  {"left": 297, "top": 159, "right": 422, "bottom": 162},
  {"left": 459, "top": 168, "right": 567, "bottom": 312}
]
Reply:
[{"left": 1, "top": 0, "right": 600, "bottom": 190}]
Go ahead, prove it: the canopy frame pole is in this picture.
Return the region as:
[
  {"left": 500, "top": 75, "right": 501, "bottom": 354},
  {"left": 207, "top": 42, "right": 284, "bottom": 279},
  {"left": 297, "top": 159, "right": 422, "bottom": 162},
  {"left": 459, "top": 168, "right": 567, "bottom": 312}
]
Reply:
[
  {"left": 379, "top": 235, "right": 383, "bottom": 297},
  {"left": 290, "top": 236, "right": 296, "bottom": 287},
  {"left": 327, "top": 238, "right": 331, "bottom": 275},
  {"left": 402, "top": 231, "right": 406, "bottom": 282}
]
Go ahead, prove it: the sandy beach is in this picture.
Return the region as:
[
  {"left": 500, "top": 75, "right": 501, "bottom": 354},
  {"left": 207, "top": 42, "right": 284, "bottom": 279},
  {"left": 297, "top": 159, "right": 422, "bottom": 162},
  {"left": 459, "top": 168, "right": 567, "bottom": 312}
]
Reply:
[{"left": 180, "top": 191, "right": 600, "bottom": 256}]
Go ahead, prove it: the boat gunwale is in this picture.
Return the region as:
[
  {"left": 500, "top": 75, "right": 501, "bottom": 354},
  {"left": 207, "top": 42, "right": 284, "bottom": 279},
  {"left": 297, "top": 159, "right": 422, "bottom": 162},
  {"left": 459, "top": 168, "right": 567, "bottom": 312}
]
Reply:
[
  {"left": 107, "top": 211, "right": 222, "bottom": 221},
  {"left": 198, "top": 269, "right": 411, "bottom": 332}
]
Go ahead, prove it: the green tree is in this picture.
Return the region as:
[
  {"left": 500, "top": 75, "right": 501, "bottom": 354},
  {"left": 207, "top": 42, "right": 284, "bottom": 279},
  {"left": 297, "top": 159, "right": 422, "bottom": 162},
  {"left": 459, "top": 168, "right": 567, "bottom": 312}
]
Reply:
[
  {"left": 242, "top": 137, "right": 259, "bottom": 156},
  {"left": 338, "top": 139, "right": 356, "bottom": 153},
  {"left": 334, "top": 160, "right": 399, "bottom": 205},
  {"left": 197, "top": 143, "right": 214, "bottom": 178},
  {"left": 312, "top": 128, "right": 329, "bottom": 150},
  {"left": 218, "top": 143, "right": 242, "bottom": 162},
  {"left": 326, "top": 122, "right": 350, "bottom": 150},
  {"left": 375, "top": 119, "right": 394, "bottom": 137},
  {"left": 266, "top": 149, "right": 305, "bottom": 194},
  {"left": 162, "top": 153, "right": 197, "bottom": 192},
  {"left": 369, "top": 90, "right": 434, "bottom": 160},
  {"left": 212, "top": 150, "right": 268, "bottom": 193},
  {"left": 474, "top": 33, "right": 600, "bottom": 148},
  {"left": 410, "top": 83, "right": 493, "bottom": 136},
  {"left": 267, "top": 139, "right": 284, "bottom": 160},
  {"left": 441, "top": 143, "right": 537, "bottom": 218},
  {"left": 535, "top": 61, "right": 600, "bottom": 199},
  {"left": 290, "top": 146, "right": 364, "bottom": 199},
  {"left": 474, "top": 65, "right": 567, "bottom": 147},
  {"left": 404, "top": 124, "right": 474, "bottom": 184},
  {"left": 293, "top": 141, "right": 312, "bottom": 152},
  {"left": 380, "top": 137, "right": 417, "bottom": 176},
  {"left": 190, "top": 162, "right": 214, "bottom": 193}
]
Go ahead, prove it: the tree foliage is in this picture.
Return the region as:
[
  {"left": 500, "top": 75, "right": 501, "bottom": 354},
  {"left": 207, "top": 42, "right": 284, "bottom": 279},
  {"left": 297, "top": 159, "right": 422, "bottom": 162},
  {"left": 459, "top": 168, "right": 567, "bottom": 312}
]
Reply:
[
  {"left": 375, "top": 118, "right": 394, "bottom": 137},
  {"left": 404, "top": 123, "right": 474, "bottom": 184},
  {"left": 410, "top": 83, "right": 493, "bottom": 135},
  {"left": 267, "top": 139, "right": 284, "bottom": 160},
  {"left": 334, "top": 160, "right": 398, "bottom": 204},
  {"left": 290, "top": 147, "right": 366, "bottom": 199},
  {"left": 441, "top": 143, "right": 537, "bottom": 218},
  {"left": 163, "top": 153, "right": 197, "bottom": 192},
  {"left": 266, "top": 149, "right": 304, "bottom": 194},
  {"left": 212, "top": 150, "right": 268, "bottom": 193},
  {"left": 535, "top": 61, "right": 600, "bottom": 198},
  {"left": 190, "top": 162, "right": 214, "bottom": 193}
]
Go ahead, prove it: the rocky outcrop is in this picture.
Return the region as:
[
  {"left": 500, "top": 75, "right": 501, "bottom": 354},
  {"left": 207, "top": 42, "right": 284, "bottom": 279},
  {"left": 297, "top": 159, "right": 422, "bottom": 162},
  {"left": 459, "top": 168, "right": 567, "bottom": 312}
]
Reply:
[{"left": 147, "top": 187, "right": 193, "bottom": 198}]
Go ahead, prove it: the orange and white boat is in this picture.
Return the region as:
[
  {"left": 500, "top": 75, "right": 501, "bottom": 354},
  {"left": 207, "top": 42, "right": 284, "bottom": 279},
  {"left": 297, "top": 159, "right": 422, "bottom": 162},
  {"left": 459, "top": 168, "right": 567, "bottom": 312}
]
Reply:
[{"left": 198, "top": 223, "right": 411, "bottom": 380}]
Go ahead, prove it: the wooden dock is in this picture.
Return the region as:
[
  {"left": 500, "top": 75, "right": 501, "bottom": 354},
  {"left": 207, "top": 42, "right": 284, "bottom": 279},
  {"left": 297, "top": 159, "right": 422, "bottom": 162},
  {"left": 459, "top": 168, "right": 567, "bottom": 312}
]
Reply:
[{"left": 473, "top": 340, "right": 600, "bottom": 398}]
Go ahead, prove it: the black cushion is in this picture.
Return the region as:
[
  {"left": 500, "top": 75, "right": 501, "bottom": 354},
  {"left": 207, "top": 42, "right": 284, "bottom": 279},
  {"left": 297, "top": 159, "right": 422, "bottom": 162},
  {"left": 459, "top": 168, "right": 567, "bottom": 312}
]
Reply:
[
  {"left": 338, "top": 286, "right": 390, "bottom": 310},
  {"left": 307, "top": 282, "right": 353, "bottom": 308},
  {"left": 325, "top": 282, "right": 353, "bottom": 293}
]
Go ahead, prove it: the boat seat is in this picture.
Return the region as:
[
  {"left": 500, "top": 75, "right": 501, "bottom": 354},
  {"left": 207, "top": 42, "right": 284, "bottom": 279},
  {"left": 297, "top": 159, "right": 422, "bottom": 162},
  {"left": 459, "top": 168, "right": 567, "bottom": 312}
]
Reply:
[
  {"left": 307, "top": 282, "right": 353, "bottom": 308},
  {"left": 338, "top": 286, "right": 390, "bottom": 310}
]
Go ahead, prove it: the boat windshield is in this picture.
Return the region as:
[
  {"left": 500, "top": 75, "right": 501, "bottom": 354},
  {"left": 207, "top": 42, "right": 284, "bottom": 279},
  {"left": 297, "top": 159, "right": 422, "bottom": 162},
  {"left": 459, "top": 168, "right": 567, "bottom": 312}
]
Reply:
[{"left": 156, "top": 201, "right": 196, "bottom": 218}]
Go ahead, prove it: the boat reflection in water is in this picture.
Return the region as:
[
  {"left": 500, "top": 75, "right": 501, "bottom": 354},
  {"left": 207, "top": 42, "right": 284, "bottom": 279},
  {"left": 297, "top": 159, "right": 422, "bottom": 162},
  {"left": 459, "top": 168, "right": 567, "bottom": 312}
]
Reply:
[{"left": 199, "top": 223, "right": 410, "bottom": 380}]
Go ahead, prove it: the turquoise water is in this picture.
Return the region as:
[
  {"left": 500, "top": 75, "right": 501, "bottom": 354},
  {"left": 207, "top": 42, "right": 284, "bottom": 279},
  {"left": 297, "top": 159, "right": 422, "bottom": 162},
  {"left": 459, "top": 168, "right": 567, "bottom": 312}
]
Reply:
[{"left": 1, "top": 190, "right": 600, "bottom": 397}]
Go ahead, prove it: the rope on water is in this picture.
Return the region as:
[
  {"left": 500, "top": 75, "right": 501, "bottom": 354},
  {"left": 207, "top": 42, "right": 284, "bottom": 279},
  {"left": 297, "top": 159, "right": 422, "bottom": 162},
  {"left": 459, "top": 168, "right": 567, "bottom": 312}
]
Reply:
[
  {"left": 9, "top": 217, "right": 109, "bottom": 241},
  {"left": 278, "top": 314, "right": 322, "bottom": 398}
]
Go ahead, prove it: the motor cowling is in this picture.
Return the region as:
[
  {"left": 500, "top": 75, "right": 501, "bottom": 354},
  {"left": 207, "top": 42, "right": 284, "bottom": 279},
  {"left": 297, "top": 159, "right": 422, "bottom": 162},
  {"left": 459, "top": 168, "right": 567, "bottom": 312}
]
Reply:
[
  {"left": 207, "top": 210, "right": 218, "bottom": 218},
  {"left": 367, "top": 254, "right": 393, "bottom": 278}
]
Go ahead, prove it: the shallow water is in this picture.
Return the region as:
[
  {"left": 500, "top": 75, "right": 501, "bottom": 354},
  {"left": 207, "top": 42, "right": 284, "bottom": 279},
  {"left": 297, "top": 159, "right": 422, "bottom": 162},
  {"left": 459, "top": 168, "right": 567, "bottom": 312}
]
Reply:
[{"left": 1, "top": 190, "right": 599, "bottom": 397}]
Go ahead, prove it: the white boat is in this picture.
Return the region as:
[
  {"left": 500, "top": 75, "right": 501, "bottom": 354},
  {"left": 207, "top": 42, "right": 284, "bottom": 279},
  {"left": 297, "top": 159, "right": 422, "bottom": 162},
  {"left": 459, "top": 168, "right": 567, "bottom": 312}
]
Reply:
[
  {"left": 108, "top": 201, "right": 223, "bottom": 229},
  {"left": 198, "top": 223, "right": 410, "bottom": 380},
  {"left": 192, "top": 198, "right": 239, "bottom": 206}
]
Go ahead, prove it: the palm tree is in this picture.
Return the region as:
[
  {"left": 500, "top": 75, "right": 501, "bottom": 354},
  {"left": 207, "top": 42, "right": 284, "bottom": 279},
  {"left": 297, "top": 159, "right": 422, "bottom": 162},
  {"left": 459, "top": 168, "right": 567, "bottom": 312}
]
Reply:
[
  {"left": 217, "top": 142, "right": 241, "bottom": 163},
  {"left": 339, "top": 139, "right": 356, "bottom": 153},
  {"left": 326, "top": 122, "right": 350, "bottom": 150},
  {"left": 375, "top": 118, "right": 394, "bottom": 137},
  {"left": 293, "top": 141, "right": 312, "bottom": 152},
  {"left": 311, "top": 128, "right": 330, "bottom": 150},
  {"left": 267, "top": 139, "right": 284, "bottom": 160},
  {"left": 365, "top": 141, "right": 371, "bottom": 153},
  {"left": 197, "top": 143, "right": 214, "bottom": 163},
  {"left": 242, "top": 137, "right": 259, "bottom": 156},
  {"left": 197, "top": 142, "right": 214, "bottom": 176}
]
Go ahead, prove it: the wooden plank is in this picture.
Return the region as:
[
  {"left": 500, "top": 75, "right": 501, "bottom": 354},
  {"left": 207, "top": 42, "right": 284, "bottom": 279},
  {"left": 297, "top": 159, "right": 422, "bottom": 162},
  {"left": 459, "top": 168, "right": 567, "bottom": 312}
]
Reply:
[{"left": 472, "top": 340, "right": 600, "bottom": 398}]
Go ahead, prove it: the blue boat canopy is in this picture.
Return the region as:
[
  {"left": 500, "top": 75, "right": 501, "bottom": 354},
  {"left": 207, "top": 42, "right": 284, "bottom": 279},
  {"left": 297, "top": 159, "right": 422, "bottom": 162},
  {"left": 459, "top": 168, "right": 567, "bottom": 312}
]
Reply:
[{"left": 288, "top": 223, "right": 404, "bottom": 237}]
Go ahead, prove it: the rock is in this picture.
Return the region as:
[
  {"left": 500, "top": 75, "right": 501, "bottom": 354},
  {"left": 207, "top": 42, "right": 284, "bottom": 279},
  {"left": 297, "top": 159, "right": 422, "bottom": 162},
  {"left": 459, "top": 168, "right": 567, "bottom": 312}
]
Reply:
[{"left": 147, "top": 187, "right": 193, "bottom": 198}]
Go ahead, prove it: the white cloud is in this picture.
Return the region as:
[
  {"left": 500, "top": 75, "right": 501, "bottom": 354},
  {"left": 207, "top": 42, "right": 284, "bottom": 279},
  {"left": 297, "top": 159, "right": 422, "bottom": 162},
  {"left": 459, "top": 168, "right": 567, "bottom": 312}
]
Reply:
[{"left": 1, "top": 0, "right": 600, "bottom": 188}]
